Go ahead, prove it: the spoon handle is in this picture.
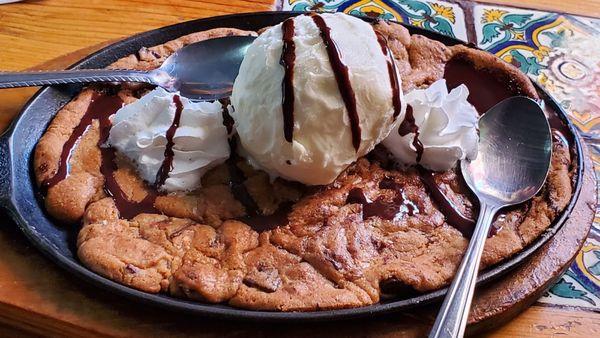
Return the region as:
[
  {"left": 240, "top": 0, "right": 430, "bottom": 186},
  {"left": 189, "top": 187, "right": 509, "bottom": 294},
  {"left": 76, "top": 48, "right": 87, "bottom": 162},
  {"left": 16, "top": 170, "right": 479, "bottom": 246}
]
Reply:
[
  {"left": 429, "top": 202, "right": 499, "bottom": 338},
  {"left": 0, "top": 69, "right": 158, "bottom": 89}
]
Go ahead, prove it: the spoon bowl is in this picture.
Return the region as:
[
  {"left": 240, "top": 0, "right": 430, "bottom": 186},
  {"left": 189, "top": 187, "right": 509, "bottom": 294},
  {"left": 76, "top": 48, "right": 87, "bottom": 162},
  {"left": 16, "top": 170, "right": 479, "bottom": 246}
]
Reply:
[
  {"left": 157, "top": 35, "right": 256, "bottom": 99},
  {"left": 430, "top": 96, "right": 552, "bottom": 338},
  {"left": 0, "top": 35, "right": 257, "bottom": 100},
  {"left": 461, "top": 96, "right": 553, "bottom": 206}
]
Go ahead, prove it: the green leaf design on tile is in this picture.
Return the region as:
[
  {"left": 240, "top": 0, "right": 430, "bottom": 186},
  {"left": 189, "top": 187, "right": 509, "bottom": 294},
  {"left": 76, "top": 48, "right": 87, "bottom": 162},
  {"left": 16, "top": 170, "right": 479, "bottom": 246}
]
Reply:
[
  {"left": 503, "top": 14, "right": 533, "bottom": 26},
  {"left": 590, "top": 251, "right": 600, "bottom": 275},
  {"left": 291, "top": 0, "right": 339, "bottom": 12},
  {"left": 549, "top": 278, "right": 596, "bottom": 305},
  {"left": 430, "top": 18, "right": 453, "bottom": 37},
  {"left": 482, "top": 23, "right": 503, "bottom": 44},
  {"left": 510, "top": 50, "right": 545, "bottom": 75},
  {"left": 590, "top": 262, "right": 600, "bottom": 276},
  {"left": 381, "top": 0, "right": 457, "bottom": 38},
  {"left": 542, "top": 30, "right": 567, "bottom": 48},
  {"left": 397, "top": 0, "right": 431, "bottom": 15}
]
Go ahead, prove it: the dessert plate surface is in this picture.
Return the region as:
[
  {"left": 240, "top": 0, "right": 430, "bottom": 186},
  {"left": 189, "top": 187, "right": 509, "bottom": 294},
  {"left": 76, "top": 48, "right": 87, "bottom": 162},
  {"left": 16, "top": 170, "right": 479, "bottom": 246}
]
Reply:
[{"left": 0, "top": 11, "right": 584, "bottom": 321}]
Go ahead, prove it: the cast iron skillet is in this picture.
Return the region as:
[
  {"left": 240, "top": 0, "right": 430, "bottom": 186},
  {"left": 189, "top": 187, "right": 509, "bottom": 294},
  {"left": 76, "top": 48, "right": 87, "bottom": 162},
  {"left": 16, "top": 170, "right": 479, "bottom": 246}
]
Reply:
[{"left": 0, "top": 11, "right": 584, "bottom": 321}]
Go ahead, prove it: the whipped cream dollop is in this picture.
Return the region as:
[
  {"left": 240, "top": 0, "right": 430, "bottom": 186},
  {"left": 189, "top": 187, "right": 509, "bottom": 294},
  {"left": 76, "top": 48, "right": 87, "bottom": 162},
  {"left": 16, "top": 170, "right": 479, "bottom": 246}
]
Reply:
[
  {"left": 231, "top": 13, "right": 405, "bottom": 185},
  {"left": 383, "top": 79, "right": 479, "bottom": 171},
  {"left": 108, "top": 88, "right": 229, "bottom": 192}
]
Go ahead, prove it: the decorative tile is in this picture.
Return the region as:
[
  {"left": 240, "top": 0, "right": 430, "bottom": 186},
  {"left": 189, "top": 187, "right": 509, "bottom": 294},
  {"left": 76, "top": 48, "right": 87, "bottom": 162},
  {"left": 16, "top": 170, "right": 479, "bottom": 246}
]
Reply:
[
  {"left": 280, "top": 0, "right": 600, "bottom": 312},
  {"left": 539, "top": 236, "right": 600, "bottom": 308},
  {"left": 471, "top": 4, "right": 600, "bottom": 312},
  {"left": 282, "top": 0, "right": 468, "bottom": 40},
  {"left": 571, "top": 15, "right": 600, "bottom": 32},
  {"left": 472, "top": 4, "right": 600, "bottom": 142}
]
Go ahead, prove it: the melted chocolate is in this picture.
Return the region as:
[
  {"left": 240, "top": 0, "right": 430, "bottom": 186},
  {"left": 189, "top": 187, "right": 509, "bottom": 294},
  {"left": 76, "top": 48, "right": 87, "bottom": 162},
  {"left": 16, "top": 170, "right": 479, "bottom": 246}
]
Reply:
[
  {"left": 226, "top": 138, "right": 260, "bottom": 216},
  {"left": 417, "top": 166, "right": 476, "bottom": 237},
  {"left": 443, "top": 57, "right": 527, "bottom": 114},
  {"left": 225, "top": 138, "right": 294, "bottom": 232},
  {"left": 397, "top": 106, "right": 424, "bottom": 162},
  {"left": 154, "top": 95, "right": 183, "bottom": 189},
  {"left": 441, "top": 55, "right": 574, "bottom": 238},
  {"left": 41, "top": 93, "right": 124, "bottom": 190},
  {"left": 42, "top": 92, "right": 159, "bottom": 219},
  {"left": 95, "top": 94, "right": 158, "bottom": 219},
  {"left": 379, "top": 177, "right": 418, "bottom": 216},
  {"left": 311, "top": 14, "right": 361, "bottom": 151},
  {"left": 280, "top": 18, "right": 296, "bottom": 143},
  {"left": 240, "top": 203, "right": 292, "bottom": 232},
  {"left": 346, "top": 177, "right": 417, "bottom": 220},
  {"left": 541, "top": 99, "right": 574, "bottom": 152},
  {"left": 219, "top": 98, "right": 234, "bottom": 135},
  {"left": 374, "top": 31, "right": 402, "bottom": 119}
]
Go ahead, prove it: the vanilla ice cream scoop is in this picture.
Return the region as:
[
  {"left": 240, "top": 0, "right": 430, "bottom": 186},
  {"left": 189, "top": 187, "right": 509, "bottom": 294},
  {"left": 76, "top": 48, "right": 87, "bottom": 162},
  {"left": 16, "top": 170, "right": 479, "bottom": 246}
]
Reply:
[
  {"left": 231, "top": 13, "right": 405, "bottom": 185},
  {"left": 383, "top": 79, "right": 479, "bottom": 171},
  {"left": 108, "top": 87, "right": 229, "bottom": 192}
]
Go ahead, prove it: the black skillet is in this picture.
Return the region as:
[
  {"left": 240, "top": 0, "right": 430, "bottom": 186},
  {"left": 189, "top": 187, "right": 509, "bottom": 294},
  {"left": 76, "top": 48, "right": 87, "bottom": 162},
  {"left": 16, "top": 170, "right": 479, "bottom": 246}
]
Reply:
[{"left": 0, "top": 11, "right": 584, "bottom": 321}]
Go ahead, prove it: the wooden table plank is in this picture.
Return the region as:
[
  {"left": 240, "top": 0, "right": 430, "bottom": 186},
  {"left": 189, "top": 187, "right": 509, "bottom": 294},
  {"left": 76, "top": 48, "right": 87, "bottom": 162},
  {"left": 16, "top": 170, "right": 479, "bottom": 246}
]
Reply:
[
  {"left": 476, "top": 0, "right": 600, "bottom": 17},
  {"left": 0, "top": 1, "right": 598, "bottom": 71},
  {"left": 0, "top": 0, "right": 274, "bottom": 71}
]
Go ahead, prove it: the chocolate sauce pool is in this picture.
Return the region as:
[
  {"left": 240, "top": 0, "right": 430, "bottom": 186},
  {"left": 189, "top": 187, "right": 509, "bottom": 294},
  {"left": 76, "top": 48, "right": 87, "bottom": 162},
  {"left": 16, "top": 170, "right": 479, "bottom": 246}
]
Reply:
[
  {"left": 226, "top": 138, "right": 260, "bottom": 216},
  {"left": 443, "top": 56, "right": 529, "bottom": 114},
  {"left": 417, "top": 167, "right": 475, "bottom": 237}
]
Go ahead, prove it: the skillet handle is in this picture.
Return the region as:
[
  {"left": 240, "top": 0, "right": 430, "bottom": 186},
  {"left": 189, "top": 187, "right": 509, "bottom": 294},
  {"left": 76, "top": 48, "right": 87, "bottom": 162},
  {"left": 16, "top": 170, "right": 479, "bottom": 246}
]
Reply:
[{"left": 0, "top": 132, "right": 12, "bottom": 210}]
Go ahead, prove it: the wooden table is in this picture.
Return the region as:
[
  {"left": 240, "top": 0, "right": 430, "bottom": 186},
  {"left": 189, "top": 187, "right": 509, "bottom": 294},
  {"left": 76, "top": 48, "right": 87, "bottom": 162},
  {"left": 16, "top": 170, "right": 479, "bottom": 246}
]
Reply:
[{"left": 1, "top": 1, "right": 599, "bottom": 337}]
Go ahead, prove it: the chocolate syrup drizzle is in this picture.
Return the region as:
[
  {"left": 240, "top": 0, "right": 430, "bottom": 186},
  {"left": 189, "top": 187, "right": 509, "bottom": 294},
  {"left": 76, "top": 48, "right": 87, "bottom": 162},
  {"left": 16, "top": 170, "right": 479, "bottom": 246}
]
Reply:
[
  {"left": 311, "top": 14, "right": 362, "bottom": 152},
  {"left": 41, "top": 93, "right": 124, "bottom": 191},
  {"left": 374, "top": 31, "right": 402, "bottom": 119},
  {"left": 417, "top": 166, "right": 476, "bottom": 237},
  {"left": 397, "top": 106, "right": 424, "bottom": 162},
  {"left": 154, "top": 95, "right": 183, "bottom": 189},
  {"left": 219, "top": 98, "right": 234, "bottom": 135},
  {"left": 280, "top": 18, "right": 296, "bottom": 143},
  {"left": 402, "top": 54, "right": 544, "bottom": 237},
  {"left": 226, "top": 138, "right": 260, "bottom": 216},
  {"left": 42, "top": 18, "right": 568, "bottom": 236},
  {"left": 220, "top": 90, "right": 261, "bottom": 217},
  {"left": 42, "top": 91, "right": 159, "bottom": 219},
  {"left": 346, "top": 177, "right": 417, "bottom": 221}
]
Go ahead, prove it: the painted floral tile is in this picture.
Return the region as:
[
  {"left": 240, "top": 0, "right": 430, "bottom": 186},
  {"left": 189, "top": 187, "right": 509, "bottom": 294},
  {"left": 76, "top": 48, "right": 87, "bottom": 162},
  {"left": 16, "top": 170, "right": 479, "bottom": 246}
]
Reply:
[
  {"left": 473, "top": 5, "right": 600, "bottom": 143},
  {"left": 539, "top": 234, "right": 600, "bottom": 308},
  {"left": 466, "top": 3, "right": 600, "bottom": 311},
  {"left": 280, "top": 0, "right": 600, "bottom": 312},
  {"left": 283, "top": 0, "right": 468, "bottom": 40}
]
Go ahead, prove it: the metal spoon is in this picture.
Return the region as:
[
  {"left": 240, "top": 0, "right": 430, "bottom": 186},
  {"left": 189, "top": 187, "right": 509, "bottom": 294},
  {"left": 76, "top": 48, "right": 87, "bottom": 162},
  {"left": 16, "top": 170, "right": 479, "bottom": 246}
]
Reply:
[
  {"left": 429, "top": 96, "right": 552, "bottom": 338},
  {"left": 0, "top": 35, "right": 256, "bottom": 100}
]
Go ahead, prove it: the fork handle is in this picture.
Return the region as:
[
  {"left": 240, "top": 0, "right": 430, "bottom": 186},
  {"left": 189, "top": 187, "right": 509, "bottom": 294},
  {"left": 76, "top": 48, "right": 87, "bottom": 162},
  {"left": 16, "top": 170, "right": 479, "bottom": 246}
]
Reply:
[
  {"left": 0, "top": 69, "right": 159, "bottom": 88},
  {"left": 429, "top": 202, "right": 499, "bottom": 338}
]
